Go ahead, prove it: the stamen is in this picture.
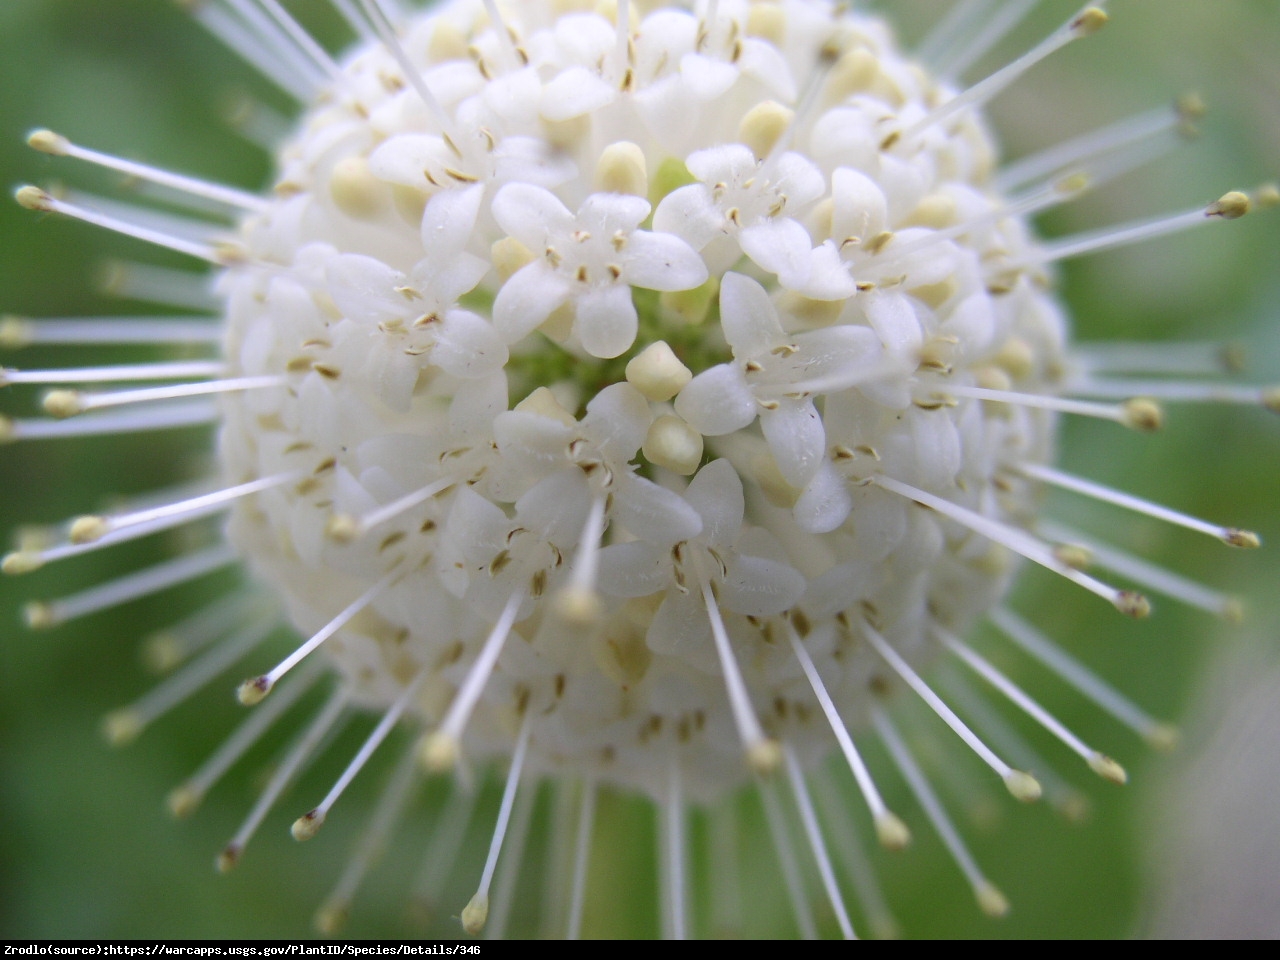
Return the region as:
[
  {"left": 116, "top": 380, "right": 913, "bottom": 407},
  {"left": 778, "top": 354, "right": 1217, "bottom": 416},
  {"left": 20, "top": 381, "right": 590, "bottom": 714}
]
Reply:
[
  {"left": 1022, "top": 191, "right": 1252, "bottom": 267},
  {"left": 357, "top": 0, "right": 458, "bottom": 138},
  {"left": 538, "top": 783, "right": 576, "bottom": 940},
  {"left": 218, "top": 687, "right": 351, "bottom": 872},
  {"left": 291, "top": 667, "right": 428, "bottom": 842},
  {"left": 240, "top": 0, "right": 346, "bottom": 85},
  {"left": 144, "top": 592, "right": 270, "bottom": 674},
  {"left": 786, "top": 621, "right": 909, "bottom": 849},
  {"left": 612, "top": 0, "right": 631, "bottom": 85},
  {"left": 99, "top": 261, "right": 219, "bottom": 312},
  {"left": 1, "top": 360, "right": 224, "bottom": 387},
  {"left": 484, "top": 779, "right": 539, "bottom": 940},
  {"left": 27, "top": 130, "right": 270, "bottom": 213},
  {"left": 462, "top": 713, "right": 534, "bottom": 937},
  {"left": 328, "top": 0, "right": 378, "bottom": 41},
  {"left": 421, "top": 590, "right": 524, "bottom": 770},
  {"left": 903, "top": 5, "right": 1109, "bottom": 141},
  {"left": 24, "top": 543, "right": 236, "bottom": 630},
  {"left": 930, "top": 384, "right": 1163, "bottom": 431},
  {"left": 480, "top": 0, "right": 521, "bottom": 73},
  {"left": 185, "top": 0, "right": 319, "bottom": 100},
  {"left": 315, "top": 739, "right": 422, "bottom": 935},
  {"left": 43, "top": 375, "right": 284, "bottom": 419},
  {"left": 934, "top": 0, "right": 1043, "bottom": 82},
  {"left": 566, "top": 779, "right": 597, "bottom": 940},
  {"left": 991, "top": 607, "right": 1178, "bottom": 751},
  {"left": 758, "top": 780, "right": 819, "bottom": 941},
  {"left": 1019, "top": 461, "right": 1258, "bottom": 547},
  {"left": 327, "top": 476, "right": 454, "bottom": 542},
  {"left": 861, "top": 619, "right": 1040, "bottom": 801},
  {"left": 781, "top": 744, "right": 857, "bottom": 939},
  {"left": 0, "top": 400, "right": 217, "bottom": 445},
  {"left": 872, "top": 708, "right": 1011, "bottom": 918},
  {"left": 938, "top": 626, "right": 1128, "bottom": 784},
  {"left": 659, "top": 761, "right": 690, "bottom": 941},
  {"left": 699, "top": 575, "right": 781, "bottom": 775},
  {"left": 102, "top": 617, "right": 276, "bottom": 747},
  {"left": 1039, "top": 519, "right": 1242, "bottom": 622},
  {"left": 915, "top": 0, "right": 999, "bottom": 73},
  {"left": 408, "top": 779, "right": 481, "bottom": 921},
  {"left": 873, "top": 474, "right": 1150, "bottom": 618},
  {"left": 63, "top": 187, "right": 229, "bottom": 241},
  {"left": 238, "top": 571, "right": 397, "bottom": 704},
  {"left": 553, "top": 494, "right": 607, "bottom": 625},
  {"left": 1064, "top": 376, "right": 1280, "bottom": 412},
  {"left": 70, "top": 473, "right": 299, "bottom": 546},
  {"left": 168, "top": 658, "right": 323, "bottom": 818},
  {"left": 221, "top": 93, "right": 292, "bottom": 153},
  {"left": 1072, "top": 340, "right": 1244, "bottom": 377},
  {"left": 0, "top": 315, "right": 220, "bottom": 349}
]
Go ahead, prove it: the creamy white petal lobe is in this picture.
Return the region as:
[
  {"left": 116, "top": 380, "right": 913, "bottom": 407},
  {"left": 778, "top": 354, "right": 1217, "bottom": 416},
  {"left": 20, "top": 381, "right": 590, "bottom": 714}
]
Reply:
[
  {"left": 493, "top": 261, "right": 574, "bottom": 342},
  {"left": 575, "top": 284, "right": 638, "bottom": 359},
  {"left": 418, "top": 252, "right": 490, "bottom": 307},
  {"left": 326, "top": 254, "right": 404, "bottom": 324},
  {"left": 761, "top": 399, "right": 826, "bottom": 489},
  {"left": 793, "top": 460, "right": 852, "bottom": 534},
  {"left": 583, "top": 383, "right": 650, "bottom": 462},
  {"left": 580, "top": 193, "right": 650, "bottom": 236},
  {"left": 774, "top": 152, "right": 827, "bottom": 209},
  {"left": 679, "top": 53, "right": 740, "bottom": 100},
  {"left": 646, "top": 588, "right": 712, "bottom": 658},
  {"left": 492, "top": 137, "right": 577, "bottom": 189},
  {"left": 420, "top": 184, "right": 483, "bottom": 255},
  {"left": 795, "top": 241, "right": 858, "bottom": 301},
  {"left": 366, "top": 134, "right": 447, "bottom": 189},
  {"left": 516, "top": 468, "right": 590, "bottom": 545},
  {"left": 448, "top": 372, "right": 507, "bottom": 433},
  {"left": 492, "top": 182, "right": 577, "bottom": 249},
  {"left": 720, "top": 555, "right": 806, "bottom": 617},
  {"left": 738, "top": 38, "right": 797, "bottom": 101},
  {"left": 790, "top": 325, "right": 883, "bottom": 390},
  {"left": 652, "top": 184, "right": 725, "bottom": 251},
  {"left": 611, "top": 474, "right": 704, "bottom": 545},
  {"left": 865, "top": 290, "right": 924, "bottom": 361},
  {"left": 674, "top": 364, "right": 757, "bottom": 436},
  {"left": 831, "top": 167, "right": 890, "bottom": 241},
  {"left": 431, "top": 310, "right": 509, "bottom": 379},
  {"left": 719, "top": 271, "right": 784, "bottom": 358},
  {"left": 597, "top": 541, "right": 673, "bottom": 598},
  {"left": 739, "top": 218, "right": 815, "bottom": 290},
  {"left": 684, "top": 459, "right": 744, "bottom": 550},
  {"left": 622, "top": 232, "right": 709, "bottom": 292}
]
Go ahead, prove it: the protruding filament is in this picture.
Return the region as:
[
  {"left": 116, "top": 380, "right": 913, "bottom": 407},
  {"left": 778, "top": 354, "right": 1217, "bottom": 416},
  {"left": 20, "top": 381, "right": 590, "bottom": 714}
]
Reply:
[
  {"left": 700, "top": 575, "right": 780, "bottom": 774},
  {"left": 554, "top": 494, "right": 607, "bottom": 625},
  {"left": 566, "top": 779, "right": 597, "bottom": 940},
  {"left": 0, "top": 400, "right": 217, "bottom": 445},
  {"left": 484, "top": 780, "right": 539, "bottom": 940},
  {"left": 462, "top": 713, "right": 533, "bottom": 937},
  {"left": 873, "top": 474, "right": 1150, "bottom": 618},
  {"left": 873, "top": 708, "right": 1011, "bottom": 918},
  {"left": 409, "top": 779, "right": 481, "bottom": 919},
  {"left": 938, "top": 627, "right": 1127, "bottom": 784},
  {"left": 935, "top": 384, "right": 1163, "bottom": 431},
  {"left": 1, "top": 360, "right": 223, "bottom": 387},
  {"left": 991, "top": 607, "right": 1178, "bottom": 750},
  {"left": 43, "top": 375, "right": 283, "bottom": 419},
  {"left": 786, "top": 621, "right": 909, "bottom": 849},
  {"left": 244, "top": 0, "right": 347, "bottom": 85},
  {"left": 99, "top": 261, "right": 219, "bottom": 311},
  {"left": 291, "top": 667, "right": 428, "bottom": 842},
  {"left": 781, "top": 744, "right": 857, "bottom": 940},
  {"left": 0, "top": 316, "right": 220, "bottom": 349},
  {"left": 328, "top": 476, "right": 454, "bottom": 542},
  {"left": 357, "top": 0, "right": 457, "bottom": 138},
  {"left": 238, "top": 571, "right": 396, "bottom": 704},
  {"left": 218, "top": 688, "right": 351, "bottom": 873},
  {"left": 185, "top": 0, "right": 319, "bottom": 100},
  {"left": 861, "top": 619, "right": 1040, "bottom": 801},
  {"left": 659, "top": 761, "right": 689, "bottom": 941}
]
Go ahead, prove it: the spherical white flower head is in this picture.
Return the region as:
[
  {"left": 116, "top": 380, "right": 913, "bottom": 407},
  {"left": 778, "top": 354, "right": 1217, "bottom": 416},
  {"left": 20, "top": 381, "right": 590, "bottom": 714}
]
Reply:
[{"left": 219, "top": 0, "right": 1071, "bottom": 801}]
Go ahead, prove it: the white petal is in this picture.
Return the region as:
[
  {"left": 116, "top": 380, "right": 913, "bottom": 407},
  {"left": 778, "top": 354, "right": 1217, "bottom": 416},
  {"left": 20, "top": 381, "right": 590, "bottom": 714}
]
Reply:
[
  {"left": 739, "top": 217, "right": 815, "bottom": 290},
  {"left": 773, "top": 152, "right": 826, "bottom": 209},
  {"left": 760, "top": 399, "right": 826, "bottom": 489},
  {"left": 431, "top": 310, "right": 509, "bottom": 379},
  {"left": 831, "top": 167, "right": 889, "bottom": 242},
  {"left": 611, "top": 474, "right": 704, "bottom": 544},
  {"left": 684, "top": 144, "right": 755, "bottom": 184},
  {"left": 516, "top": 468, "right": 590, "bottom": 545},
  {"left": 684, "top": 458, "right": 744, "bottom": 549},
  {"left": 719, "top": 271, "right": 784, "bottom": 358},
  {"left": 646, "top": 589, "right": 712, "bottom": 659},
  {"left": 541, "top": 65, "right": 618, "bottom": 121},
  {"left": 738, "top": 38, "right": 797, "bottom": 100},
  {"left": 579, "top": 192, "right": 651, "bottom": 235},
  {"left": 720, "top": 555, "right": 806, "bottom": 617},
  {"left": 651, "top": 184, "right": 724, "bottom": 251},
  {"left": 414, "top": 251, "right": 489, "bottom": 306},
  {"left": 865, "top": 290, "right": 924, "bottom": 359},
  {"left": 793, "top": 461, "right": 852, "bottom": 534},
  {"left": 493, "top": 410, "right": 575, "bottom": 474},
  {"left": 597, "top": 541, "right": 673, "bottom": 598},
  {"left": 574, "top": 284, "right": 638, "bottom": 359},
  {"left": 622, "top": 231, "right": 709, "bottom": 292},
  {"left": 794, "top": 240, "right": 858, "bottom": 301},
  {"left": 492, "top": 261, "right": 573, "bottom": 343},
  {"left": 583, "top": 382, "right": 650, "bottom": 461},
  {"left": 491, "top": 182, "right": 576, "bottom": 249},
  {"left": 367, "top": 134, "right": 447, "bottom": 189},
  {"left": 326, "top": 254, "right": 405, "bottom": 324},
  {"left": 448, "top": 372, "right": 508, "bottom": 433},
  {"left": 492, "top": 137, "right": 577, "bottom": 189},
  {"left": 679, "top": 52, "right": 740, "bottom": 100},
  {"left": 420, "top": 183, "right": 483, "bottom": 256},
  {"left": 786, "top": 325, "right": 884, "bottom": 392},
  {"left": 673, "top": 364, "right": 757, "bottom": 436}
]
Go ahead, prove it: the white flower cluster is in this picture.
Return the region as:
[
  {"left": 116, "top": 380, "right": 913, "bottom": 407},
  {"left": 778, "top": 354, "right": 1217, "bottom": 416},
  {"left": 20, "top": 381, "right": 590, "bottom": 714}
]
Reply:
[{"left": 219, "top": 0, "right": 1066, "bottom": 799}]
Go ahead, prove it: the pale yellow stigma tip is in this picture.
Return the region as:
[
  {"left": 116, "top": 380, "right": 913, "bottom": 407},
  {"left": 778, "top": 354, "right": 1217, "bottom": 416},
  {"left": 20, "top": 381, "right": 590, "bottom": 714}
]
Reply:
[
  {"left": 167, "top": 784, "right": 202, "bottom": 819},
  {"left": 1145, "top": 723, "right": 1180, "bottom": 753},
  {"left": 102, "top": 709, "right": 144, "bottom": 746},
  {"left": 0, "top": 415, "right": 13, "bottom": 444},
  {"left": 0, "top": 316, "right": 33, "bottom": 348},
  {"left": 747, "top": 737, "right": 784, "bottom": 776},
  {"left": 216, "top": 845, "right": 241, "bottom": 874},
  {"left": 875, "top": 812, "right": 911, "bottom": 851},
  {"left": 3, "top": 551, "right": 44, "bottom": 575},
  {"left": 975, "top": 881, "right": 1011, "bottom": 918},
  {"left": 1053, "top": 543, "right": 1092, "bottom": 571},
  {"left": 315, "top": 901, "right": 350, "bottom": 936},
  {"left": 324, "top": 513, "right": 358, "bottom": 543},
  {"left": 143, "top": 633, "right": 183, "bottom": 673},
  {"left": 1206, "top": 191, "right": 1250, "bottom": 220},
  {"left": 1056, "top": 792, "right": 1092, "bottom": 825},
  {"left": 1221, "top": 597, "right": 1245, "bottom": 625},
  {"left": 237, "top": 675, "right": 273, "bottom": 706},
  {"left": 1223, "top": 528, "right": 1260, "bottom": 549},
  {"left": 1263, "top": 387, "right": 1280, "bottom": 414},
  {"left": 1256, "top": 183, "right": 1280, "bottom": 209},
  {"left": 42, "top": 389, "right": 83, "bottom": 419},
  {"left": 1114, "top": 590, "right": 1152, "bottom": 619},
  {"left": 1004, "top": 770, "right": 1042, "bottom": 803},
  {"left": 421, "top": 732, "right": 459, "bottom": 773},
  {"left": 14, "top": 185, "right": 52, "bottom": 211},
  {"left": 24, "top": 601, "right": 56, "bottom": 630},
  {"left": 461, "top": 893, "right": 489, "bottom": 936},
  {"left": 1120, "top": 397, "right": 1163, "bottom": 432},
  {"left": 1087, "top": 752, "right": 1128, "bottom": 785},
  {"left": 291, "top": 809, "right": 326, "bottom": 842},
  {"left": 27, "top": 129, "right": 70, "bottom": 155},
  {"left": 69, "top": 515, "right": 109, "bottom": 544},
  {"left": 552, "top": 585, "right": 603, "bottom": 626}
]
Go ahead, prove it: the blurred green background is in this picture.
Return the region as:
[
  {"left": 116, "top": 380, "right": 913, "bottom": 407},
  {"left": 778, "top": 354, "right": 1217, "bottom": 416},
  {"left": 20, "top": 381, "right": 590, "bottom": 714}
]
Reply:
[{"left": 0, "top": 0, "right": 1277, "bottom": 940}]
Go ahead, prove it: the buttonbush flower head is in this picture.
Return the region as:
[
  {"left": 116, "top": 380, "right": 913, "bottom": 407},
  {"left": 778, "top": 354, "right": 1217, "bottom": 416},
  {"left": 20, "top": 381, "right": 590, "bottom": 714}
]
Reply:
[{"left": 4, "top": 0, "right": 1276, "bottom": 939}]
